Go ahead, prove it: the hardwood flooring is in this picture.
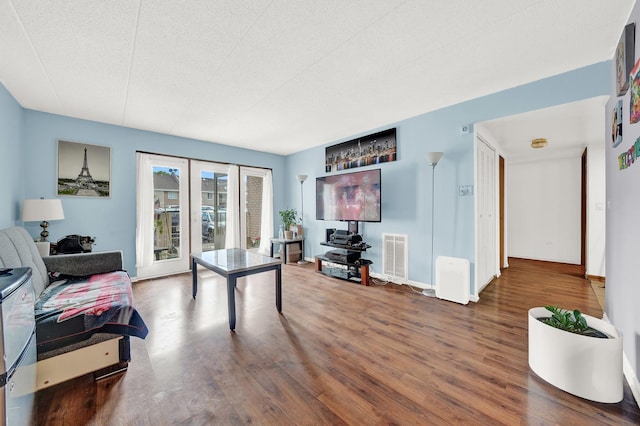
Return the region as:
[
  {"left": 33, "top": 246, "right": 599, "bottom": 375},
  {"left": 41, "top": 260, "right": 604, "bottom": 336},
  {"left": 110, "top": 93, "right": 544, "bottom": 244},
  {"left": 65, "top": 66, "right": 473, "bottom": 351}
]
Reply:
[{"left": 35, "top": 257, "right": 640, "bottom": 425}]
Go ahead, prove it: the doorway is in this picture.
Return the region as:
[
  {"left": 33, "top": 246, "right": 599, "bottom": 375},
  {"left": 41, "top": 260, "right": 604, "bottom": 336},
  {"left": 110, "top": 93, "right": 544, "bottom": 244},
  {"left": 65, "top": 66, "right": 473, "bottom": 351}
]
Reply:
[{"left": 474, "top": 97, "right": 606, "bottom": 290}]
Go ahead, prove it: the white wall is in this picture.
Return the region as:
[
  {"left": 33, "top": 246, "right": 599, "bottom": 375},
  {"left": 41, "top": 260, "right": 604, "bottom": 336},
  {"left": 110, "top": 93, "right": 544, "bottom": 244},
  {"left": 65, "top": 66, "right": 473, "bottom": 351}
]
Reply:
[
  {"left": 586, "top": 147, "right": 606, "bottom": 277},
  {"left": 507, "top": 155, "right": 582, "bottom": 264}
]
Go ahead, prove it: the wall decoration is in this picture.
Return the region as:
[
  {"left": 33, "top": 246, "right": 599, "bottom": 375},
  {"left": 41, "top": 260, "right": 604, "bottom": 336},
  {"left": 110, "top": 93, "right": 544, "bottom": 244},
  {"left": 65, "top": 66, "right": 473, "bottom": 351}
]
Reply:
[
  {"left": 57, "top": 140, "right": 111, "bottom": 197},
  {"left": 618, "top": 136, "right": 640, "bottom": 170},
  {"left": 325, "top": 128, "right": 396, "bottom": 172},
  {"left": 612, "top": 100, "right": 623, "bottom": 147},
  {"left": 616, "top": 22, "right": 635, "bottom": 96},
  {"left": 630, "top": 58, "right": 640, "bottom": 124}
]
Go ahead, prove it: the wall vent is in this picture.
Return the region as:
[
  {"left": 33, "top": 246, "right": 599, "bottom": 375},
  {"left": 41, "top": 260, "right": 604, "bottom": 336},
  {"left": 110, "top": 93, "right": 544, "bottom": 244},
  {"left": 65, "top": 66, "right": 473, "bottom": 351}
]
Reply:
[{"left": 382, "top": 233, "right": 408, "bottom": 282}]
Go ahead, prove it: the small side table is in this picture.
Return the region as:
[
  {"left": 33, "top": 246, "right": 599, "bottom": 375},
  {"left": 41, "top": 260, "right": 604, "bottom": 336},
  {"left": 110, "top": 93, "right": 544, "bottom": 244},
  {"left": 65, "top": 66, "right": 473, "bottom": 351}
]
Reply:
[{"left": 270, "top": 237, "right": 304, "bottom": 264}]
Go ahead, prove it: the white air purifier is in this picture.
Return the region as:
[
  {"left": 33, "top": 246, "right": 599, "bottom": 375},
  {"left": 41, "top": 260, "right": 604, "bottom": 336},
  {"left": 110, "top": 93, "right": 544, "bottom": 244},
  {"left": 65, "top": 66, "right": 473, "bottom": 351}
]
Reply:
[{"left": 435, "top": 256, "right": 470, "bottom": 305}]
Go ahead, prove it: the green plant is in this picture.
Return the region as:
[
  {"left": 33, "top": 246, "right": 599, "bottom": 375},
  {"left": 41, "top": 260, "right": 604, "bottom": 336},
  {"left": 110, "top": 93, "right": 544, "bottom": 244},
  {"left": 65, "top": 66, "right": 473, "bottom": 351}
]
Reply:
[
  {"left": 279, "top": 208, "right": 298, "bottom": 230},
  {"left": 541, "top": 305, "right": 606, "bottom": 338}
]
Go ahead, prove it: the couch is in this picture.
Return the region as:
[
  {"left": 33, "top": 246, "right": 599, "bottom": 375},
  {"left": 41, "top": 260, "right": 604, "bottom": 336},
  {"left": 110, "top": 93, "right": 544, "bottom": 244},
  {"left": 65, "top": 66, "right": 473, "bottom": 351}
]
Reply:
[{"left": 0, "top": 226, "right": 148, "bottom": 390}]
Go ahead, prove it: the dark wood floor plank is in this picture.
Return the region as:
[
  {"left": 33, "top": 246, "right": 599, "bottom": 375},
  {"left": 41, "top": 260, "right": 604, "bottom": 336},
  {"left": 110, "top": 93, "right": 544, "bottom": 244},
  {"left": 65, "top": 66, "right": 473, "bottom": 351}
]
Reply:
[{"left": 34, "top": 258, "right": 640, "bottom": 424}]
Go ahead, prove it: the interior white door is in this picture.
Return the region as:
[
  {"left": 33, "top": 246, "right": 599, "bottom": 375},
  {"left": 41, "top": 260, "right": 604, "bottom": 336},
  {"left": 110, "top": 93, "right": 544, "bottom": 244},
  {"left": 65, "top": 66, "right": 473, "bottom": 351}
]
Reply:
[
  {"left": 136, "top": 153, "right": 190, "bottom": 279},
  {"left": 475, "top": 137, "right": 497, "bottom": 293}
]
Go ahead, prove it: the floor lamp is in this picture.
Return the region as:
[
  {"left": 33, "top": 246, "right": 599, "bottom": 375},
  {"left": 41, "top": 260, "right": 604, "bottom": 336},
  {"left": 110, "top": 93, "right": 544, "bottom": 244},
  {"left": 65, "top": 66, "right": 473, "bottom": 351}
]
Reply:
[
  {"left": 296, "top": 174, "right": 309, "bottom": 265},
  {"left": 422, "top": 152, "right": 443, "bottom": 297}
]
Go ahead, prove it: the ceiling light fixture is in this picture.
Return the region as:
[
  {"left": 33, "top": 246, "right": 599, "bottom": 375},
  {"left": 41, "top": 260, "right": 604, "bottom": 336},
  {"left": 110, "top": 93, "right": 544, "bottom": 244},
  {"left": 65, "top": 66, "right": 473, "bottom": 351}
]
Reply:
[{"left": 531, "top": 138, "right": 548, "bottom": 149}]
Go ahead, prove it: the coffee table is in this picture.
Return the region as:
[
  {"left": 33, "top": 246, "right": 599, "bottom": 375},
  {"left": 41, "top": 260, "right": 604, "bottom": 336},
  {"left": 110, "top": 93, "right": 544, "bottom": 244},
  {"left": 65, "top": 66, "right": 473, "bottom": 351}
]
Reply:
[{"left": 191, "top": 248, "right": 282, "bottom": 330}]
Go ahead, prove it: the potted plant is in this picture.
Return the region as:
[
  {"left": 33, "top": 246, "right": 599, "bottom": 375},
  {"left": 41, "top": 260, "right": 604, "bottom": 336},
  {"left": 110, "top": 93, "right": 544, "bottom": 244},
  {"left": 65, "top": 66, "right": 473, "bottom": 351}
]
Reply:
[
  {"left": 279, "top": 208, "right": 297, "bottom": 239},
  {"left": 528, "top": 305, "right": 623, "bottom": 403}
]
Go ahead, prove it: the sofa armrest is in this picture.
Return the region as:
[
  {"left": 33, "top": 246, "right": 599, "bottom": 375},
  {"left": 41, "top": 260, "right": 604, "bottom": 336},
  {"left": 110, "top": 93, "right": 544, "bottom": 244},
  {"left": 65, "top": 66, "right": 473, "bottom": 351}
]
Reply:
[{"left": 42, "top": 250, "right": 124, "bottom": 277}]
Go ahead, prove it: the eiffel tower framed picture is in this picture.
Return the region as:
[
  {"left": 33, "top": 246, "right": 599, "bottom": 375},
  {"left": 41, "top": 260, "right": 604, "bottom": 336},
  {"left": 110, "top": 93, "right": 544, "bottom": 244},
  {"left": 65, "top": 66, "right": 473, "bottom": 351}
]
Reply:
[{"left": 57, "top": 140, "right": 111, "bottom": 197}]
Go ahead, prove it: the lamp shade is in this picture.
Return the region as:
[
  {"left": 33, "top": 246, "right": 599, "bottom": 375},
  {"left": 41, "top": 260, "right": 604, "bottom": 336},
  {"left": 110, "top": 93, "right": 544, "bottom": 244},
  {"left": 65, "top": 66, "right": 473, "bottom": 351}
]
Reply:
[
  {"left": 296, "top": 174, "right": 308, "bottom": 183},
  {"left": 425, "top": 152, "right": 444, "bottom": 166},
  {"left": 21, "top": 199, "right": 65, "bottom": 222}
]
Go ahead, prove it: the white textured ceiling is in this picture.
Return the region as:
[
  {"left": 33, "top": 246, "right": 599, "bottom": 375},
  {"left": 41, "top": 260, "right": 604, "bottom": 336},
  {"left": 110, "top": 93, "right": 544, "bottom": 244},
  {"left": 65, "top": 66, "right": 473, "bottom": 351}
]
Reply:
[{"left": 0, "top": 0, "right": 633, "bottom": 155}]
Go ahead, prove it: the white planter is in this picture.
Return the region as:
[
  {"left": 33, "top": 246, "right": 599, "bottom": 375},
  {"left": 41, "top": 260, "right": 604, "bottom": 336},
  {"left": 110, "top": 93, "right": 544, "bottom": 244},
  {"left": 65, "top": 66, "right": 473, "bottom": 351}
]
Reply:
[{"left": 528, "top": 307, "right": 623, "bottom": 403}]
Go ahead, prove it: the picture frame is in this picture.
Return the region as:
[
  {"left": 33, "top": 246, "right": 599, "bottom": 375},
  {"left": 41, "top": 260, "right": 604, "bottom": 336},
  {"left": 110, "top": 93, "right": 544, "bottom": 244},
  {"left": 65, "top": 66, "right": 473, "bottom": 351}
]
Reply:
[
  {"left": 630, "top": 58, "right": 640, "bottom": 125},
  {"left": 57, "top": 140, "right": 111, "bottom": 197},
  {"left": 612, "top": 99, "right": 623, "bottom": 147},
  {"left": 325, "top": 128, "right": 396, "bottom": 172},
  {"left": 616, "top": 22, "right": 635, "bottom": 96}
]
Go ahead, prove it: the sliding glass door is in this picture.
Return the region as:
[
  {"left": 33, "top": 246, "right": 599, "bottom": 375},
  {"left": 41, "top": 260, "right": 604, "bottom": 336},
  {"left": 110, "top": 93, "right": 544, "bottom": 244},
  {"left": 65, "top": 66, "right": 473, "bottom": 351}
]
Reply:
[{"left": 136, "top": 154, "right": 274, "bottom": 279}]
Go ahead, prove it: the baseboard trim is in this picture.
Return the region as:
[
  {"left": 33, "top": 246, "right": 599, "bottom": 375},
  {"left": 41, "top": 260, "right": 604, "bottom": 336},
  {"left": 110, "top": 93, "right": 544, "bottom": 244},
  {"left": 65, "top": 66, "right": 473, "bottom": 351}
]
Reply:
[
  {"left": 624, "top": 352, "right": 640, "bottom": 409},
  {"left": 602, "top": 313, "right": 639, "bottom": 409},
  {"left": 368, "top": 271, "right": 424, "bottom": 287},
  {"left": 368, "top": 272, "right": 482, "bottom": 302},
  {"left": 587, "top": 274, "right": 605, "bottom": 282}
]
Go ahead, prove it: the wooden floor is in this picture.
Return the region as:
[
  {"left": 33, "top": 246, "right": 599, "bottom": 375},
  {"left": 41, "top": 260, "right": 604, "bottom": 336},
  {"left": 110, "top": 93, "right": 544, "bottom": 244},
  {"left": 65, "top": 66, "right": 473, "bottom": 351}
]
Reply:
[{"left": 35, "top": 258, "right": 640, "bottom": 425}]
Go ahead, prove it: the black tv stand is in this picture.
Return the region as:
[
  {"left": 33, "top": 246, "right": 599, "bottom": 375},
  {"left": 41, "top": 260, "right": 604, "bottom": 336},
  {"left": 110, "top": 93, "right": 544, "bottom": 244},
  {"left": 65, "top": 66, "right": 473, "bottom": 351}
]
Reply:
[{"left": 315, "top": 237, "right": 372, "bottom": 286}]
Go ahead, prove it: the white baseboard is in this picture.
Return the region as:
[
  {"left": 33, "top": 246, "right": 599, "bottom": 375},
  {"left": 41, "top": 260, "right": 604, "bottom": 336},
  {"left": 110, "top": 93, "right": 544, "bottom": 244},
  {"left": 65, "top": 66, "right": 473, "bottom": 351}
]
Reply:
[
  {"left": 368, "top": 271, "right": 430, "bottom": 288},
  {"left": 602, "top": 313, "right": 639, "bottom": 409},
  {"left": 623, "top": 353, "right": 640, "bottom": 409},
  {"left": 406, "top": 278, "right": 429, "bottom": 289},
  {"left": 368, "top": 272, "right": 484, "bottom": 303}
]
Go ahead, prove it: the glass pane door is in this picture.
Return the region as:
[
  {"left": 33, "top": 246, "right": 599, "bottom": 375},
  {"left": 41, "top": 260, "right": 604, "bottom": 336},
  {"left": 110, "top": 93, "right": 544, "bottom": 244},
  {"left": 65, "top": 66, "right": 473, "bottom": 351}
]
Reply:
[
  {"left": 136, "top": 153, "right": 190, "bottom": 279},
  {"left": 240, "top": 167, "right": 272, "bottom": 253},
  {"left": 190, "top": 160, "right": 229, "bottom": 253}
]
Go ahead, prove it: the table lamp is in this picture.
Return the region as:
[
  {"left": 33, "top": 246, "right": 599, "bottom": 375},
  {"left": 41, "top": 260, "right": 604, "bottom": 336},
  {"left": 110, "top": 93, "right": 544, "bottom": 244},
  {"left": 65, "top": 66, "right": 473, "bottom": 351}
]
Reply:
[{"left": 22, "top": 198, "right": 65, "bottom": 256}]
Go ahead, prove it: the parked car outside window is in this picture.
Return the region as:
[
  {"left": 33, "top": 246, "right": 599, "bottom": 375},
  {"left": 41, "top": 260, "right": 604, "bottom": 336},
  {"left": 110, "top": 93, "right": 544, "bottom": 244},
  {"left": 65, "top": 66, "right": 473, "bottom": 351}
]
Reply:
[{"left": 201, "top": 210, "right": 226, "bottom": 242}]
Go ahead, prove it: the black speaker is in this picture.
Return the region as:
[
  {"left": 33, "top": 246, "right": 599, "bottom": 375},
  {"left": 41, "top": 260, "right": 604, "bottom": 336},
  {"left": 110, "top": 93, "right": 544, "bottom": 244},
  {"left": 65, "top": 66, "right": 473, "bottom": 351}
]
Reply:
[
  {"left": 325, "top": 228, "right": 336, "bottom": 243},
  {"left": 348, "top": 220, "right": 359, "bottom": 235}
]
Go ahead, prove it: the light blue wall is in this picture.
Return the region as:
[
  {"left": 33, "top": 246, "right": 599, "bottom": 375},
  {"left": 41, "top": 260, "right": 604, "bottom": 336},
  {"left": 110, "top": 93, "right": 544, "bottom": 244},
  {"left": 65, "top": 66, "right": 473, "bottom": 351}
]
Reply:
[
  {"left": 21, "top": 110, "right": 286, "bottom": 274},
  {"left": 286, "top": 61, "right": 611, "bottom": 293},
  {"left": 0, "top": 84, "right": 23, "bottom": 228},
  {"left": 3, "top": 60, "right": 611, "bottom": 286}
]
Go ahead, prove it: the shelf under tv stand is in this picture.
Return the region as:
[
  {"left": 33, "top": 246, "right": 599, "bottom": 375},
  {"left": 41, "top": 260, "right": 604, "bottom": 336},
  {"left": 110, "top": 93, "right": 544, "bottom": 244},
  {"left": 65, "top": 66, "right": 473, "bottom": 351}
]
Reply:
[{"left": 315, "top": 241, "right": 372, "bottom": 286}]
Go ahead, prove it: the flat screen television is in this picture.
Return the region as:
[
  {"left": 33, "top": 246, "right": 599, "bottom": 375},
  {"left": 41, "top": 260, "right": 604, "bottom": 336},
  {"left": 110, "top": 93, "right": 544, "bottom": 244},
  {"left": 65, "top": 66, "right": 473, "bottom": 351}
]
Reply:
[{"left": 316, "top": 168, "right": 381, "bottom": 222}]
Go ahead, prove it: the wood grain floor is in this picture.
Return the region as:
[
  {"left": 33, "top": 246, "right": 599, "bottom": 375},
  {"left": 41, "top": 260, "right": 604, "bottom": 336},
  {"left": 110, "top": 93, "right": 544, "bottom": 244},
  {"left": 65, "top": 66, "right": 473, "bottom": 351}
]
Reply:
[{"left": 35, "top": 257, "right": 640, "bottom": 425}]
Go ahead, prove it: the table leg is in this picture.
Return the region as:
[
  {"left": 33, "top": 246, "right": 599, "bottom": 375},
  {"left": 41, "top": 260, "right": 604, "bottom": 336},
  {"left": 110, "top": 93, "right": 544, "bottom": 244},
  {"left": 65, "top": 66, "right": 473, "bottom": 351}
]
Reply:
[
  {"left": 361, "top": 264, "right": 370, "bottom": 286},
  {"left": 227, "top": 275, "right": 236, "bottom": 330},
  {"left": 192, "top": 258, "right": 198, "bottom": 299},
  {"left": 283, "top": 242, "right": 288, "bottom": 264},
  {"left": 275, "top": 265, "right": 282, "bottom": 313},
  {"left": 270, "top": 241, "right": 274, "bottom": 258}
]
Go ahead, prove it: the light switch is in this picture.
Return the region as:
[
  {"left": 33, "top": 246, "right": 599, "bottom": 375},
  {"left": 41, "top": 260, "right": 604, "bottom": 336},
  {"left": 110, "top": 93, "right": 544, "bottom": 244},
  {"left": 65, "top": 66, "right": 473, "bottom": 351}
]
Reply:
[{"left": 458, "top": 185, "right": 473, "bottom": 196}]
